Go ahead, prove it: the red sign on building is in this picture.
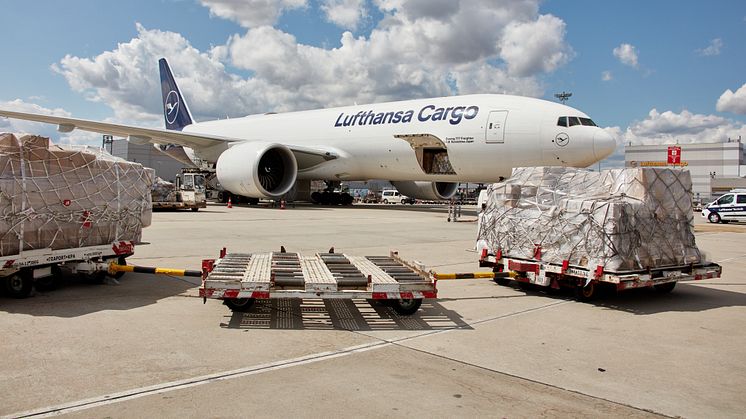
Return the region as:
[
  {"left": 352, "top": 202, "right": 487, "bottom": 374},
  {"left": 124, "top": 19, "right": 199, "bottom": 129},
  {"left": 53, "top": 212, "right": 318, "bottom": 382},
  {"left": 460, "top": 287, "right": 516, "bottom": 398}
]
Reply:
[{"left": 667, "top": 146, "right": 681, "bottom": 165}]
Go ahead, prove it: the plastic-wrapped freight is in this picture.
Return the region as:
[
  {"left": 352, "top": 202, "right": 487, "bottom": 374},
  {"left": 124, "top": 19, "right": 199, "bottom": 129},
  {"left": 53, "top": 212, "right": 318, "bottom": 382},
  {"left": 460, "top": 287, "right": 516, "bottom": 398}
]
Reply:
[
  {"left": 0, "top": 133, "right": 154, "bottom": 256},
  {"left": 477, "top": 166, "right": 701, "bottom": 272},
  {"left": 151, "top": 177, "right": 176, "bottom": 202}
]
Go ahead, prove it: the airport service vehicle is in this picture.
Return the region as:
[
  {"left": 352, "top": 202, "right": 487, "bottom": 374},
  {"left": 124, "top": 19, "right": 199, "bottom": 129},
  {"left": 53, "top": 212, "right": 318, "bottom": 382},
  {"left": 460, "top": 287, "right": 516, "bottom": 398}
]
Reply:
[
  {"left": 701, "top": 189, "right": 746, "bottom": 223},
  {"left": 472, "top": 250, "right": 721, "bottom": 301},
  {"left": 380, "top": 189, "right": 413, "bottom": 204},
  {"left": 152, "top": 168, "right": 207, "bottom": 211},
  {"left": 200, "top": 249, "right": 436, "bottom": 315},
  {"left": 0, "top": 59, "right": 616, "bottom": 206},
  {"left": 0, "top": 242, "right": 135, "bottom": 298}
]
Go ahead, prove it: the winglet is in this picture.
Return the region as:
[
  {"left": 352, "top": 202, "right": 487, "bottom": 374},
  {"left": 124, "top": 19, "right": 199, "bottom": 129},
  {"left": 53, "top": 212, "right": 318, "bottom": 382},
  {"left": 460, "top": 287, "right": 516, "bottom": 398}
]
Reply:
[{"left": 159, "top": 58, "right": 194, "bottom": 131}]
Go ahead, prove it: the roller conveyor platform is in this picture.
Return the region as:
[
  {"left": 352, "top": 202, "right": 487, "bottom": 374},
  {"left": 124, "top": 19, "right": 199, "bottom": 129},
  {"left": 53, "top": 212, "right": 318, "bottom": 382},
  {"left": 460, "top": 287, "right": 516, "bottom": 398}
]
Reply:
[{"left": 199, "top": 249, "right": 437, "bottom": 315}]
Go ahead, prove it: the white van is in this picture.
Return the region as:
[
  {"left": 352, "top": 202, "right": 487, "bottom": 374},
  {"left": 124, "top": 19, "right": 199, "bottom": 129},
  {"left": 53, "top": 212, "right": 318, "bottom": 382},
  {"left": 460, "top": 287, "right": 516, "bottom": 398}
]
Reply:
[
  {"left": 702, "top": 189, "right": 746, "bottom": 223},
  {"left": 380, "top": 189, "right": 413, "bottom": 204}
]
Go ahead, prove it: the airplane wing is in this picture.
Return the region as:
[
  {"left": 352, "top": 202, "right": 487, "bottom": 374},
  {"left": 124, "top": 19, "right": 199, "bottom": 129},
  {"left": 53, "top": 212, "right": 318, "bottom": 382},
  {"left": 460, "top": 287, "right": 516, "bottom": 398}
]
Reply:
[
  {"left": 0, "top": 108, "right": 231, "bottom": 149},
  {"left": 0, "top": 109, "right": 338, "bottom": 168}
]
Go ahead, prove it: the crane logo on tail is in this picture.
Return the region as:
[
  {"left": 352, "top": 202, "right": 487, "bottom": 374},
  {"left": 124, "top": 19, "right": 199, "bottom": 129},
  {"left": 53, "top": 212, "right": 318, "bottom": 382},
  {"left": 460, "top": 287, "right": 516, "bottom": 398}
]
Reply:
[{"left": 165, "top": 90, "right": 180, "bottom": 124}]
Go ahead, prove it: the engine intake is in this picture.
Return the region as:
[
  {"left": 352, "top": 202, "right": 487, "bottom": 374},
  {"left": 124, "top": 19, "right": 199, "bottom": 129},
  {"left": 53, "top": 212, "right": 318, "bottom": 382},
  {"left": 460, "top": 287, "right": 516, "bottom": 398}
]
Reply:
[
  {"left": 390, "top": 181, "right": 458, "bottom": 201},
  {"left": 216, "top": 142, "right": 298, "bottom": 198}
]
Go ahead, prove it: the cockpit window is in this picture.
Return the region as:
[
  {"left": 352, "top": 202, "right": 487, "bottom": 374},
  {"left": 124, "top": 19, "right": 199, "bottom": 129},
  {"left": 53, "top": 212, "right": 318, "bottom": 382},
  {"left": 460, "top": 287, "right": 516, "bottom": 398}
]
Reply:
[
  {"left": 557, "top": 116, "right": 567, "bottom": 127},
  {"left": 568, "top": 116, "right": 580, "bottom": 126},
  {"left": 579, "top": 117, "right": 597, "bottom": 126}
]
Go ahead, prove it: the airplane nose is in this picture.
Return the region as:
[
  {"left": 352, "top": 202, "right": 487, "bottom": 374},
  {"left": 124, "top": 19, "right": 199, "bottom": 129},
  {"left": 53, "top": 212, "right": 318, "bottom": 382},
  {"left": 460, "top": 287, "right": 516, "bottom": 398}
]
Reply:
[{"left": 593, "top": 129, "right": 616, "bottom": 161}]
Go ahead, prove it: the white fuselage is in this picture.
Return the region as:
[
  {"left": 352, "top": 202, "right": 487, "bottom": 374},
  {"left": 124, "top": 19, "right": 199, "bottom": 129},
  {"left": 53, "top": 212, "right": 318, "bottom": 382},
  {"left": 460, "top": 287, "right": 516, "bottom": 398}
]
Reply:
[{"left": 184, "top": 94, "right": 615, "bottom": 183}]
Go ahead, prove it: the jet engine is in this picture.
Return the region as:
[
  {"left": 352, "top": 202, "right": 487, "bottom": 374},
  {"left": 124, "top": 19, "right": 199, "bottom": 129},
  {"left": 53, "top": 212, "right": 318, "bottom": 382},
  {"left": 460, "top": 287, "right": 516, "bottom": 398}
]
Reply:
[
  {"left": 216, "top": 142, "right": 298, "bottom": 198},
  {"left": 390, "top": 181, "right": 458, "bottom": 201}
]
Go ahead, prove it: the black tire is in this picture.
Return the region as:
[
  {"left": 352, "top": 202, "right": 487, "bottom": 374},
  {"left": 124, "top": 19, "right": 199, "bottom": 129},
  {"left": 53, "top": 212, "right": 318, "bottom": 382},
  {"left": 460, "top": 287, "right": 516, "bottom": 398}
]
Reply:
[
  {"left": 383, "top": 199, "right": 389, "bottom": 204},
  {"left": 708, "top": 212, "right": 721, "bottom": 223},
  {"left": 4, "top": 271, "right": 33, "bottom": 298},
  {"left": 653, "top": 281, "right": 677, "bottom": 294},
  {"left": 574, "top": 281, "right": 597, "bottom": 302},
  {"left": 391, "top": 298, "right": 422, "bottom": 315},
  {"left": 191, "top": 207, "right": 199, "bottom": 212},
  {"left": 224, "top": 298, "right": 255, "bottom": 312}
]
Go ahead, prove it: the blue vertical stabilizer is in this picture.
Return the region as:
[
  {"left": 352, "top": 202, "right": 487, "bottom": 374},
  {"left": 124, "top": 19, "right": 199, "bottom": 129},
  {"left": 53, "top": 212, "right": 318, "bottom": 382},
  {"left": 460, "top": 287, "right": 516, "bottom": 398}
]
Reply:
[{"left": 159, "top": 58, "right": 194, "bottom": 131}]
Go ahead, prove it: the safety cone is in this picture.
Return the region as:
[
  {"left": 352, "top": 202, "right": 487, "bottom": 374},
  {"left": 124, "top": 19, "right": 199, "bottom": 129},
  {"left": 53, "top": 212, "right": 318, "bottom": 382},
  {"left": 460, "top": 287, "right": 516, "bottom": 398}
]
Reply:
[
  {"left": 280, "top": 199, "right": 286, "bottom": 210},
  {"left": 227, "top": 196, "right": 233, "bottom": 208}
]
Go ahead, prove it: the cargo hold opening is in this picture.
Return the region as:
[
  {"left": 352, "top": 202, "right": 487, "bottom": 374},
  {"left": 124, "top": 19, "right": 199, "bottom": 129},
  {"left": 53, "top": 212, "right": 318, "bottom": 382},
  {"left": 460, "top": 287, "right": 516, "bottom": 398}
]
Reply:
[{"left": 394, "top": 134, "right": 456, "bottom": 175}]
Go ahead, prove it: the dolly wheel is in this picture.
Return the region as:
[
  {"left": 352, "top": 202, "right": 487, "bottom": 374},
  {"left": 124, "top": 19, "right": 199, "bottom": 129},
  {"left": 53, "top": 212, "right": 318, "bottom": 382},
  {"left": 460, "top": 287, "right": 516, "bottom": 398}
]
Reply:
[
  {"left": 653, "top": 282, "right": 677, "bottom": 294},
  {"left": 4, "top": 271, "right": 33, "bottom": 299},
  {"left": 574, "top": 281, "right": 597, "bottom": 302},
  {"left": 392, "top": 298, "right": 422, "bottom": 315},
  {"left": 224, "top": 298, "right": 255, "bottom": 312}
]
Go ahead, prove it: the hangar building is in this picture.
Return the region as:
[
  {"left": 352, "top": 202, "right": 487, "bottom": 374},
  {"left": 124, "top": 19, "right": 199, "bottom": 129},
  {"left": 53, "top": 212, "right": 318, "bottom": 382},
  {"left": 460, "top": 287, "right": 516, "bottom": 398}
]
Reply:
[
  {"left": 108, "top": 139, "right": 186, "bottom": 182},
  {"left": 625, "top": 138, "right": 746, "bottom": 202}
]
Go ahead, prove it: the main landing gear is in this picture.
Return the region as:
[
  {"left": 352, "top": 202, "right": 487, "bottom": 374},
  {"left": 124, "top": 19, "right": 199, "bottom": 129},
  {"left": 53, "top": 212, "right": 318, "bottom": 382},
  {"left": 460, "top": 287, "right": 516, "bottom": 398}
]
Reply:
[{"left": 310, "top": 181, "right": 353, "bottom": 206}]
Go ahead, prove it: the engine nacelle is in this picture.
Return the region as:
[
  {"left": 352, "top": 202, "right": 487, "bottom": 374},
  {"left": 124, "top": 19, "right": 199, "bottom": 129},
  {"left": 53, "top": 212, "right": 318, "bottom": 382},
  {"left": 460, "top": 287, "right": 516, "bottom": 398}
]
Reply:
[
  {"left": 216, "top": 142, "right": 298, "bottom": 198},
  {"left": 390, "top": 181, "right": 458, "bottom": 201}
]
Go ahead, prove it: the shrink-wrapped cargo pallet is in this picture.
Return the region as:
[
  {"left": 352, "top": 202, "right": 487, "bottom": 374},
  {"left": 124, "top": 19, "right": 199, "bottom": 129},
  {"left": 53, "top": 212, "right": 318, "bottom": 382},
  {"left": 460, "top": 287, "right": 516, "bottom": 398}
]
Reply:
[
  {"left": 0, "top": 133, "right": 154, "bottom": 256},
  {"left": 151, "top": 177, "right": 176, "bottom": 202},
  {"left": 477, "top": 166, "right": 701, "bottom": 272}
]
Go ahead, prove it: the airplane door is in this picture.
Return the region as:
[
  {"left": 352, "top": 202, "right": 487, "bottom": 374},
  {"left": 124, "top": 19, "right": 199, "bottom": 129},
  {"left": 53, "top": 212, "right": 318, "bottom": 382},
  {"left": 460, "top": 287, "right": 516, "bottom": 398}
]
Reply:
[{"left": 485, "top": 110, "right": 508, "bottom": 143}]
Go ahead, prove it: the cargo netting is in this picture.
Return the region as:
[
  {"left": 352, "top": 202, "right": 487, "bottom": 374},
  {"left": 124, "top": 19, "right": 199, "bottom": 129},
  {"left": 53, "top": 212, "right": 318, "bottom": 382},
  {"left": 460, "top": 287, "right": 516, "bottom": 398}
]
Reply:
[
  {"left": 0, "top": 133, "right": 154, "bottom": 256},
  {"left": 476, "top": 167, "right": 701, "bottom": 272}
]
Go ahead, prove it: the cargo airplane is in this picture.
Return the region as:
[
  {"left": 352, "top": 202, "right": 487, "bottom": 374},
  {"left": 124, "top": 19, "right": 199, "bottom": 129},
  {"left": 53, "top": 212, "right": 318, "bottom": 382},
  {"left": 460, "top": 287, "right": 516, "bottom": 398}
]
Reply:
[{"left": 0, "top": 58, "right": 615, "bottom": 203}]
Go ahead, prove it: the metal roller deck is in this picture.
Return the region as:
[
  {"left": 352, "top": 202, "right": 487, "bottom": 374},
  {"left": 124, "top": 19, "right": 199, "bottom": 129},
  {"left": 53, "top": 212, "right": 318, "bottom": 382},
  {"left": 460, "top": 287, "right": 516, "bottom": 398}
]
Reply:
[{"left": 199, "top": 249, "right": 437, "bottom": 315}]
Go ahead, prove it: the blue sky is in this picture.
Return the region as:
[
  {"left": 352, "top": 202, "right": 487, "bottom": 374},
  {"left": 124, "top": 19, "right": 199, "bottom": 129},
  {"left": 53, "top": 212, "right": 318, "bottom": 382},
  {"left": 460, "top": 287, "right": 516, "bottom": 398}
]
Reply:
[{"left": 1, "top": 0, "right": 745, "bottom": 165}]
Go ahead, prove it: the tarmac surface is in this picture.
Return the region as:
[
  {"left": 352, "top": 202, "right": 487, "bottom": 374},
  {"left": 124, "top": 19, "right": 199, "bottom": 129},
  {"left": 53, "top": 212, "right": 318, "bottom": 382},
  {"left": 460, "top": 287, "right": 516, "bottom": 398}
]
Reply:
[{"left": 1, "top": 202, "right": 745, "bottom": 418}]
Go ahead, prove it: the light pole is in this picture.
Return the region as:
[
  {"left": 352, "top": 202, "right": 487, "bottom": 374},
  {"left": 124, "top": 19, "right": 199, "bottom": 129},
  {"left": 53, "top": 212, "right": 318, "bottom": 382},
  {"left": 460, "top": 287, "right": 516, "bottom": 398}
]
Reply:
[{"left": 554, "top": 91, "right": 572, "bottom": 104}]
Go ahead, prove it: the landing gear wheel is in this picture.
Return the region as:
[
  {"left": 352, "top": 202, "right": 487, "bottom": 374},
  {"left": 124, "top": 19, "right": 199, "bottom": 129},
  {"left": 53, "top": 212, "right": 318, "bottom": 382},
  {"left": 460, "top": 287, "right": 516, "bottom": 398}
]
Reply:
[
  {"left": 4, "top": 271, "right": 33, "bottom": 298},
  {"left": 653, "top": 282, "right": 677, "bottom": 294},
  {"left": 708, "top": 212, "right": 721, "bottom": 223},
  {"left": 574, "top": 281, "right": 597, "bottom": 302},
  {"left": 224, "top": 298, "right": 255, "bottom": 312},
  {"left": 391, "top": 298, "right": 422, "bottom": 315}
]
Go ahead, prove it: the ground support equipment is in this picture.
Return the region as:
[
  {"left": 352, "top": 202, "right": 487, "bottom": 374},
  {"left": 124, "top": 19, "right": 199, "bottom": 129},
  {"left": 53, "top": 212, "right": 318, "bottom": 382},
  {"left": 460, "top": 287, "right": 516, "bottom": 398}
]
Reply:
[
  {"left": 0, "top": 241, "right": 135, "bottom": 298},
  {"left": 472, "top": 250, "right": 721, "bottom": 301},
  {"left": 200, "top": 249, "right": 437, "bottom": 315}
]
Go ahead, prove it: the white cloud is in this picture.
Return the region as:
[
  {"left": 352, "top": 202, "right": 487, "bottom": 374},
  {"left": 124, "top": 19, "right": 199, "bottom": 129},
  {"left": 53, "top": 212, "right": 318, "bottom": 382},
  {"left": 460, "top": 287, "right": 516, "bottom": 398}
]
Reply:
[
  {"left": 321, "top": 0, "right": 367, "bottom": 30},
  {"left": 199, "top": 0, "right": 307, "bottom": 28},
  {"left": 615, "top": 108, "right": 746, "bottom": 146},
  {"left": 53, "top": 24, "right": 263, "bottom": 123},
  {"left": 0, "top": 99, "right": 99, "bottom": 145},
  {"left": 697, "top": 38, "right": 723, "bottom": 56},
  {"left": 48, "top": 1, "right": 571, "bottom": 128},
  {"left": 716, "top": 83, "right": 746, "bottom": 115},
  {"left": 601, "top": 70, "right": 612, "bottom": 81},
  {"left": 499, "top": 14, "right": 573, "bottom": 77},
  {"left": 613, "top": 43, "right": 638, "bottom": 68},
  {"left": 225, "top": 1, "right": 565, "bottom": 105}
]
